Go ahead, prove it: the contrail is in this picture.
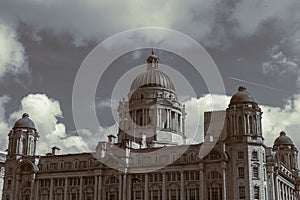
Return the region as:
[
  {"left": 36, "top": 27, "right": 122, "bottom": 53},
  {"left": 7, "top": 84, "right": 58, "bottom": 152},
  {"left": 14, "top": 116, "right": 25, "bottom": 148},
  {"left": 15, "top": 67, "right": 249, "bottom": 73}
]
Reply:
[{"left": 228, "top": 76, "right": 289, "bottom": 93}]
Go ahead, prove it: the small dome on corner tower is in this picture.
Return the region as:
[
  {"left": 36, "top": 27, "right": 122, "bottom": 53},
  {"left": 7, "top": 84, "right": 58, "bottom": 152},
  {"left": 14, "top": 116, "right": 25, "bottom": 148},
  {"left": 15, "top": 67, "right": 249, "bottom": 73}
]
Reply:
[
  {"left": 230, "top": 86, "right": 257, "bottom": 104},
  {"left": 274, "top": 131, "right": 294, "bottom": 146},
  {"left": 13, "top": 113, "right": 35, "bottom": 129}
]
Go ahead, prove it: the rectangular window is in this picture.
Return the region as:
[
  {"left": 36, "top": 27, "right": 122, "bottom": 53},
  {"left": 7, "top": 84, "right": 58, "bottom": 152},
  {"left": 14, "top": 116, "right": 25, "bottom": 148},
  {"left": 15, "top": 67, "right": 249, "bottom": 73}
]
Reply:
[
  {"left": 254, "top": 186, "right": 259, "bottom": 199},
  {"left": 253, "top": 167, "right": 259, "bottom": 179},
  {"left": 238, "top": 167, "right": 245, "bottom": 178},
  {"left": 239, "top": 186, "right": 245, "bottom": 199},
  {"left": 238, "top": 152, "right": 244, "bottom": 159},
  {"left": 252, "top": 151, "right": 258, "bottom": 160}
]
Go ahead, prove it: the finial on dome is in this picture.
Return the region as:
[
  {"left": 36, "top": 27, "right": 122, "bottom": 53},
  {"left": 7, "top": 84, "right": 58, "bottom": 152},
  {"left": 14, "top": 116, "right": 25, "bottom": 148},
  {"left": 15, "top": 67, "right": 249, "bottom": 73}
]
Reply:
[
  {"left": 146, "top": 48, "right": 159, "bottom": 69},
  {"left": 22, "top": 113, "right": 29, "bottom": 118},
  {"left": 238, "top": 86, "right": 247, "bottom": 91},
  {"left": 280, "top": 131, "right": 286, "bottom": 136}
]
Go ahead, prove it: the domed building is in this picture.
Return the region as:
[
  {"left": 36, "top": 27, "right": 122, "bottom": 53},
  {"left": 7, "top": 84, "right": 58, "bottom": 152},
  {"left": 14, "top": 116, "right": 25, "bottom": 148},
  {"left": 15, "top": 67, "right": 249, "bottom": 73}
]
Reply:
[
  {"left": 2, "top": 51, "right": 300, "bottom": 200},
  {"left": 118, "top": 49, "right": 186, "bottom": 147}
]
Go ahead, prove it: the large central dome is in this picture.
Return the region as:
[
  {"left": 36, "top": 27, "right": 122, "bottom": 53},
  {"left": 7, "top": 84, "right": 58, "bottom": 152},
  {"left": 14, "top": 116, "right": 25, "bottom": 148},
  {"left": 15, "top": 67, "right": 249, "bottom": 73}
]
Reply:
[
  {"left": 130, "top": 49, "right": 175, "bottom": 92},
  {"left": 130, "top": 69, "right": 175, "bottom": 92}
]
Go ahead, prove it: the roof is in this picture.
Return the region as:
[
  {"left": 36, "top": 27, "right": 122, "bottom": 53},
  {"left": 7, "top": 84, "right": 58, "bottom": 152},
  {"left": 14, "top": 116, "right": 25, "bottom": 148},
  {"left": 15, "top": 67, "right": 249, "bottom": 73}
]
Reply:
[
  {"left": 274, "top": 131, "right": 294, "bottom": 146},
  {"left": 230, "top": 86, "right": 257, "bottom": 104},
  {"left": 13, "top": 113, "right": 35, "bottom": 129}
]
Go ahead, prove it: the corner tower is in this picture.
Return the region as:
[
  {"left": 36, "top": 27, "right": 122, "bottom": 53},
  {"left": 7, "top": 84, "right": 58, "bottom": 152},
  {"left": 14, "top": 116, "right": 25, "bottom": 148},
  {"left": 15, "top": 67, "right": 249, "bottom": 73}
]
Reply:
[
  {"left": 3, "top": 113, "right": 39, "bottom": 200},
  {"left": 7, "top": 113, "right": 39, "bottom": 159},
  {"left": 117, "top": 49, "right": 186, "bottom": 147},
  {"left": 225, "top": 86, "right": 267, "bottom": 200}
]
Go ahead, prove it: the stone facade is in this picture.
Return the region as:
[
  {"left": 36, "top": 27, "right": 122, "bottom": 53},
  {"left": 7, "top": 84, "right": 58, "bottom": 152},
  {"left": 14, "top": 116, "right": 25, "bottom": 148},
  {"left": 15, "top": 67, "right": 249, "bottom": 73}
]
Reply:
[
  {"left": 0, "top": 151, "right": 6, "bottom": 200},
  {"left": 2, "top": 52, "right": 300, "bottom": 200}
]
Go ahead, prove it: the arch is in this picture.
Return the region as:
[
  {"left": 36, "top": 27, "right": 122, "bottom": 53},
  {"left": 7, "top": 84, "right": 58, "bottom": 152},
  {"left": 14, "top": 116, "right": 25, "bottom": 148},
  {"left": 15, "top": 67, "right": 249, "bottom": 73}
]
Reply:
[
  {"left": 204, "top": 146, "right": 229, "bottom": 162},
  {"left": 15, "top": 159, "right": 38, "bottom": 173}
]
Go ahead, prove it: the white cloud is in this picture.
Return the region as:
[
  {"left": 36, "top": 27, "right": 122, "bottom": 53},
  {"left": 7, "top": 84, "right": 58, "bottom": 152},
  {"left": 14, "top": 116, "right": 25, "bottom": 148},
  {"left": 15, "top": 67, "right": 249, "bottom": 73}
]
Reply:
[
  {"left": 0, "top": 23, "right": 28, "bottom": 77},
  {"left": 0, "top": 93, "right": 118, "bottom": 154},
  {"left": 261, "top": 94, "right": 300, "bottom": 147},
  {"left": 183, "top": 93, "right": 300, "bottom": 150},
  {"left": 183, "top": 94, "right": 231, "bottom": 144},
  {"left": 0, "top": 95, "right": 11, "bottom": 150},
  {"left": 8, "top": 94, "right": 90, "bottom": 154}
]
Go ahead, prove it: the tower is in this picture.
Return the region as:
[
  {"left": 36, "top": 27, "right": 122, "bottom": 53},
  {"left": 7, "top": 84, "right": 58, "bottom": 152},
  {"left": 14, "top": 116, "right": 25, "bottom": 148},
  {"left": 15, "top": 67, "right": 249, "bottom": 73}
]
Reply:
[
  {"left": 7, "top": 113, "right": 39, "bottom": 158},
  {"left": 3, "top": 113, "right": 39, "bottom": 200},
  {"left": 225, "top": 86, "right": 267, "bottom": 199},
  {"left": 117, "top": 49, "right": 186, "bottom": 147},
  {"left": 273, "top": 131, "right": 298, "bottom": 170}
]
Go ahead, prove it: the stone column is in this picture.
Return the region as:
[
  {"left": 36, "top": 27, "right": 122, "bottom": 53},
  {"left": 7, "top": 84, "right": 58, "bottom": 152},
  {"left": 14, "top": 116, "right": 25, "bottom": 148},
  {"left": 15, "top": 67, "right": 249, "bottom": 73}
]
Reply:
[
  {"left": 142, "top": 109, "right": 145, "bottom": 126},
  {"left": 119, "top": 174, "right": 123, "bottom": 200},
  {"left": 162, "top": 172, "right": 166, "bottom": 200},
  {"left": 221, "top": 161, "right": 227, "bottom": 200},
  {"left": 159, "top": 109, "right": 162, "bottom": 127},
  {"left": 64, "top": 177, "right": 68, "bottom": 200},
  {"left": 98, "top": 174, "right": 103, "bottom": 200},
  {"left": 145, "top": 174, "right": 149, "bottom": 200},
  {"left": 199, "top": 163, "right": 204, "bottom": 199},
  {"left": 35, "top": 177, "right": 39, "bottom": 200},
  {"left": 180, "top": 171, "right": 184, "bottom": 200},
  {"left": 30, "top": 174, "right": 36, "bottom": 200},
  {"left": 49, "top": 178, "right": 54, "bottom": 200},
  {"left": 275, "top": 175, "right": 279, "bottom": 200},
  {"left": 123, "top": 174, "right": 127, "bottom": 200},
  {"left": 128, "top": 174, "right": 132, "bottom": 200},
  {"left": 13, "top": 174, "right": 19, "bottom": 199},
  {"left": 166, "top": 110, "right": 170, "bottom": 128},
  {"left": 94, "top": 176, "right": 98, "bottom": 200},
  {"left": 79, "top": 177, "right": 83, "bottom": 200}
]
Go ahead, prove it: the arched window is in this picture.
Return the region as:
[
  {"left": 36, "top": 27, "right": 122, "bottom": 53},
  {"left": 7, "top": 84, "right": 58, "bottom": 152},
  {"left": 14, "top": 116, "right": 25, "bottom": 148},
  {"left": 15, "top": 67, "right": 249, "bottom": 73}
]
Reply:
[
  {"left": 188, "top": 151, "right": 195, "bottom": 162},
  {"left": 73, "top": 160, "right": 79, "bottom": 169},
  {"left": 45, "top": 162, "right": 51, "bottom": 170},
  {"left": 58, "top": 161, "right": 64, "bottom": 169},
  {"left": 40, "top": 189, "right": 50, "bottom": 200},
  {"left": 207, "top": 171, "right": 222, "bottom": 200},
  {"left": 210, "top": 151, "right": 220, "bottom": 160}
]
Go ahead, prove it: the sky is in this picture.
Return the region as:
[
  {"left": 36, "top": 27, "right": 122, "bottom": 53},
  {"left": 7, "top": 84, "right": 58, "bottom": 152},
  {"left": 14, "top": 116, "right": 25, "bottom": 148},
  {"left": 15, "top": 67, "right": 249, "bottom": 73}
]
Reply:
[{"left": 1, "top": 0, "right": 300, "bottom": 154}]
